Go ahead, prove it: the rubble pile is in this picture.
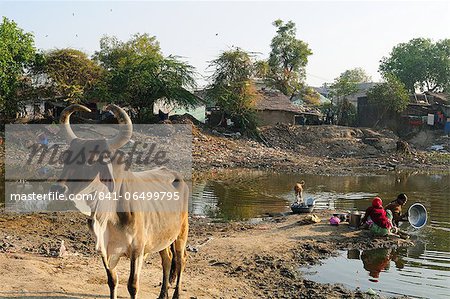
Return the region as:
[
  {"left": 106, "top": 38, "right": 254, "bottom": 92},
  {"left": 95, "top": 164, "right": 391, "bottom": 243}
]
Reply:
[
  {"left": 192, "top": 127, "right": 318, "bottom": 172},
  {"left": 259, "top": 124, "right": 398, "bottom": 158},
  {"left": 190, "top": 122, "right": 449, "bottom": 174}
]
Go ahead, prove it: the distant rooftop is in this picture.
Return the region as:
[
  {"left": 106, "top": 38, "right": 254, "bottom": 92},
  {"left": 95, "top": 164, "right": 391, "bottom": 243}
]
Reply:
[
  {"left": 255, "top": 89, "right": 321, "bottom": 115},
  {"left": 255, "top": 89, "right": 302, "bottom": 113}
]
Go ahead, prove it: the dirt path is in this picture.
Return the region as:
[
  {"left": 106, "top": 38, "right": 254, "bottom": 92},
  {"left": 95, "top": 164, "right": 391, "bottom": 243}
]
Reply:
[{"left": 0, "top": 211, "right": 414, "bottom": 299}]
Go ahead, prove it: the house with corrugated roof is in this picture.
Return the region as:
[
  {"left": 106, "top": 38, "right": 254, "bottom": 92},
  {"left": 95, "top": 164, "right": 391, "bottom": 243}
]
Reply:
[{"left": 357, "top": 92, "right": 449, "bottom": 131}]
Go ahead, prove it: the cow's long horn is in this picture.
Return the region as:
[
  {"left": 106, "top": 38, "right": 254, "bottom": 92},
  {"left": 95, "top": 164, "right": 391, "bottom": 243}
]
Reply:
[
  {"left": 105, "top": 104, "right": 133, "bottom": 150},
  {"left": 60, "top": 104, "right": 92, "bottom": 142}
]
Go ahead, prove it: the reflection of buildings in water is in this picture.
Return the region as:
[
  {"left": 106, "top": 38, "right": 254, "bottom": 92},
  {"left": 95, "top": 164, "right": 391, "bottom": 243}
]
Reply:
[
  {"left": 189, "top": 181, "right": 219, "bottom": 217},
  {"left": 394, "top": 171, "right": 413, "bottom": 188}
]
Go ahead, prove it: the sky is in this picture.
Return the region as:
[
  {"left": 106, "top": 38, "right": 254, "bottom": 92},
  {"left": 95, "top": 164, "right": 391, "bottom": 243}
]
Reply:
[{"left": 1, "top": 1, "right": 449, "bottom": 87}]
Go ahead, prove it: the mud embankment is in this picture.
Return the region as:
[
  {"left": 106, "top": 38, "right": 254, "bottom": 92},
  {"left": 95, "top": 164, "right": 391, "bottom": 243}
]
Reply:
[
  {"left": 191, "top": 122, "right": 450, "bottom": 175},
  {"left": 0, "top": 211, "right": 413, "bottom": 298}
]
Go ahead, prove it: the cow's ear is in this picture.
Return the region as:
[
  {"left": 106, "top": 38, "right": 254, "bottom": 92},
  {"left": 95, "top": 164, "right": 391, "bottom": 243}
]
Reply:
[{"left": 99, "top": 163, "right": 115, "bottom": 192}]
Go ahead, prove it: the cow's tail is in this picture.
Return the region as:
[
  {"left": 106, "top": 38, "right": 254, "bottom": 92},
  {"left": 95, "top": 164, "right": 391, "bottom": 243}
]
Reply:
[{"left": 169, "top": 242, "right": 177, "bottom": 284}]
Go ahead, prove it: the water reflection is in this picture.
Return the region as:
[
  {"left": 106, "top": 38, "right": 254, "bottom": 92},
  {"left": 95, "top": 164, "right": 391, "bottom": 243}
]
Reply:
[
  {"left": 191, "top": 171, "right": 450, "bottom": 224},
  {"left": 303, "top": 246, "right": 450, "bottom": 299},
  {"left": 347, "top": 248, "right": 405, "bottom": 282}
]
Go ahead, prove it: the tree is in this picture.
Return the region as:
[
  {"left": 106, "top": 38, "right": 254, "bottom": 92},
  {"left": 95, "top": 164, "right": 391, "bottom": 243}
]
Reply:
[
  {"left": 33, "top": 48, "right": 104, "bottom": 102},
  {"left": 206, "top": 49, "right": 258, "bottom": 133},
  {"left": 366, "top": 74, "right": 409, "bottom": 126},
  {"left": 379, "top": 38, "right": 450, "bottom": 92},
  {"left": 265, "top": 20, "right": 312, "bottom": 98},
  {"left": 329, "top": 68, "right": 370, "bottom": 126},
  {"left": 94, "top": 34, "right": 199, "bottom": 122},
  {"left": 299, "top": 87, "right": 321, "bottom": 106},
  {"left": 0, "top": 17, "right": 36, "bottom": 118},
  {"left": 337, "top": 98, "right": 357, "bottom": 127},
  {"left": 253, "top": 60, "right": 269, "bottom": 79},
  {"left": 329, "top": 68, "right": 371, "bottom": 103}
]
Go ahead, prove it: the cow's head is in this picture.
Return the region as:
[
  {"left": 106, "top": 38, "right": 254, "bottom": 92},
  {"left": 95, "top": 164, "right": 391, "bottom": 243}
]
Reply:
[{"left": 50, "top": 104, "right": 133, "bottom": 197}]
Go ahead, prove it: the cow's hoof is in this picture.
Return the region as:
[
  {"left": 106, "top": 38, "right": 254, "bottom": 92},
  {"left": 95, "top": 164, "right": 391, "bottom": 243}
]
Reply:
[{"left": 157, "top": 293, "right": 169, "bottom": 299}]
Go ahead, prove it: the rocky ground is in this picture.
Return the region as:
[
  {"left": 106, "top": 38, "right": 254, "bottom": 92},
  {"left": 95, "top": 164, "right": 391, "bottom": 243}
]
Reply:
[
  {"left": 190, "top": 121, "right": 450, "bottom": 175},
  {"left": 3, "top": 118, "right": 449, "bottom": 177},
  {"left": 0, "top": 210, "right": 414, "bottom": 299}
]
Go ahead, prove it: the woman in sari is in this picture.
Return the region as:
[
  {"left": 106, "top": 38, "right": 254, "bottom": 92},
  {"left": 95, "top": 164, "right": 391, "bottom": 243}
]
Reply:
[{"left": 361, "top": 197, "right": 393, "bottom": 236}]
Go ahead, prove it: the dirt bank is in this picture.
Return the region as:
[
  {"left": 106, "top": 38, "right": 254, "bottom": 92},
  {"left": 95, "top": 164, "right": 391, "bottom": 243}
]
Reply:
[
  {"left": 2, "top": 119, "right": 449, "bottom": 178},
  {"left": 191, "top": 122, "right": 450, "bottom": 175},
  {"left": 0, "top": 211, "right": 413, "bottom": 298}
]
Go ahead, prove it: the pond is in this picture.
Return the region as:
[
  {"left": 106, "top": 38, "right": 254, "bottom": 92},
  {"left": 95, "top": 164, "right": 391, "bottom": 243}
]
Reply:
[
  {"left": 191, "top": 170, "right": 450, "bottom": 298},
  {"left": 302, "top": 247, "right": 450, "bottom": 299}
]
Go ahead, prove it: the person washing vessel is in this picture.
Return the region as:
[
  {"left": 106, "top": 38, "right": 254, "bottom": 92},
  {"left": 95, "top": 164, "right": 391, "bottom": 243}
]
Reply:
[
  {"left": 360, "top": 197, "right": 394, "bottom": 236},
  {"left": 385, "top": 193, "right": 409, "bottom": 227}
]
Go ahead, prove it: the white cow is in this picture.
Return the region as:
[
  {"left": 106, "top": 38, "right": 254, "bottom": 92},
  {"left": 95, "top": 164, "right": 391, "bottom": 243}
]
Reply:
[{"left": 51, "top": 104, "right": 189, "bottom": 299}]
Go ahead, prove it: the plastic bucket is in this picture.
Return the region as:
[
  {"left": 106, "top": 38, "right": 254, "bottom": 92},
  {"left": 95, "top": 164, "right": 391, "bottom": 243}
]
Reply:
[{"left": 408, "top": 203, "right": 427, "bottom": 229}]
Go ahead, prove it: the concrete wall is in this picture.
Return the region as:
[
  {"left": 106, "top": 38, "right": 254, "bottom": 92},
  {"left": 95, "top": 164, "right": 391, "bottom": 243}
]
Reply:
[{"left": 256, "top": 110, "right": 296, "bottom": 126}]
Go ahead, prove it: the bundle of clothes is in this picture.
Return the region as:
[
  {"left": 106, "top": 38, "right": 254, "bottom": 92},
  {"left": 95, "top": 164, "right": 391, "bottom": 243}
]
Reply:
[{"left": 360, "top": 194, "right": 408, "bottom": 236}]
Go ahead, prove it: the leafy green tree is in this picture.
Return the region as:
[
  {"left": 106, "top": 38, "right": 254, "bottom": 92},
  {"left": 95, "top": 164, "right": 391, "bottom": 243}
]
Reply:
[
  {"left": 336, "top": 99, "right": 357, "bottom": 127},
  {"left": 94, "top": 34, "right": 199, "bottom": 122},
  {"left": 329, "top": 68, "right": 370, "bottom": 126},
  {"left": 329, "top": 68, "right": 371, "bottom": 103},
  {"left": 380, "top": 38, "right": 450, "bottom": 92},
  {"left": 0, "top": 17, "right": 36, "bottom": 118},
  {"left": 366, "top": 74, "right": 409, "bottom": 126},
  {"left": 299, "top": 87, "right": 321, "bottom": 106},
  {"left": 265, "top": 20, "right": 312, "bottom": 98},
  {"left": 253, "top": 60, "right": 269, "bottom": 79},
  {"left": 33, "top": 48, "right": 104, "bottom": 102},
  {"left": 207, "top": 49, "right": 258, "bottom": 133}
]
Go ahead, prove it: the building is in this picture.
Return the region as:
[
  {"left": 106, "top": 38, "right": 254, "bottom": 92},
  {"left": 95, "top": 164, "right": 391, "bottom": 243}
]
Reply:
[
  {"left": 314, "top": 82, "right": 377, "bottom": 107},
  {"left": 152, "top": 90, "right": 207, "bottom": 123},
  {"left": 255, "top": 89, "right": 321, "bottom": 126},
  {"left": 357, "top": 92, "right": 449, "bottom": 132}
]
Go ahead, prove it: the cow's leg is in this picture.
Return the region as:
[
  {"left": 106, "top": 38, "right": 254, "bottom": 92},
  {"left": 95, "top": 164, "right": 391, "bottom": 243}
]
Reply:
[
  {"left": 102, "top": 254, "right": 120, "bottom": 299},
  {"left": 172, "top": 219, "right": 189, "bottom": 299},
  {"left": 128, "top": 250, "right": 144, "bottom": 299},
  {"left": 158, "top": 247, "right": 173, "bottom": 299}
]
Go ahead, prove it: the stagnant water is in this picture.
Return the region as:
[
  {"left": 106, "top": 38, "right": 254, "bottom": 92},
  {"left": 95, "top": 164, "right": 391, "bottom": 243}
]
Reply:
[{"left": 190, "top": 170, "right": 450, "bottom": 299}]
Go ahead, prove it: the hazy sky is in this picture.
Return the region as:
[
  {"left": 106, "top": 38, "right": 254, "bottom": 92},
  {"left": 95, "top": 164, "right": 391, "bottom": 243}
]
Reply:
[{"left": 1, "top": 1, "right": 449, "bottom": 87}]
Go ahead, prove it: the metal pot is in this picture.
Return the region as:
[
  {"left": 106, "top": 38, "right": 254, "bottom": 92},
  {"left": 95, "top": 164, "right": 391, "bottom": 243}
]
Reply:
[{"left": 349, "top": 212, "right": 362, "bottom": 228}]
